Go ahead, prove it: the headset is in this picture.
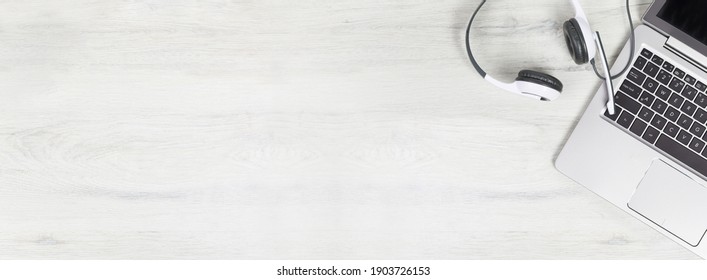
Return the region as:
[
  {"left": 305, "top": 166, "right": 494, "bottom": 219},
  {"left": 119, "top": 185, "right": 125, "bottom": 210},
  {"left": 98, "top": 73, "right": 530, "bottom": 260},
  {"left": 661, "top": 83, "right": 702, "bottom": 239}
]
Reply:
[{"left": 465, "top": 0, "right": 635, "bottom": 102}]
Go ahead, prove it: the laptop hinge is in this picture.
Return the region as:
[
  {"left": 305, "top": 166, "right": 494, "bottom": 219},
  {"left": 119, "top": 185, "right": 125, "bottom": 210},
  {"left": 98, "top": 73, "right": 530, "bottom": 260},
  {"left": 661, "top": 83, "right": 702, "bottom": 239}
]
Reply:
[{"left": 665, "top": 37, "right": 707, "bottom": 74}]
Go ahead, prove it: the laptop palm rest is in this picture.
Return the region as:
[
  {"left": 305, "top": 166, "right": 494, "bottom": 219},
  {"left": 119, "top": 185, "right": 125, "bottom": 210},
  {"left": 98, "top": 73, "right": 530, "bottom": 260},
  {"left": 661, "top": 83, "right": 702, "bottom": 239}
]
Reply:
[{"left": 628, "top": 160, "right": 707, "bottom": 247}]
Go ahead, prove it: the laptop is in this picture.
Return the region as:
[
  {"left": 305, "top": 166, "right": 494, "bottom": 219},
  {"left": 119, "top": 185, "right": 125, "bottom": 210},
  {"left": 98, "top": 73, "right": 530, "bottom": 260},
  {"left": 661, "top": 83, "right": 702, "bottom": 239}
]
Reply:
[{"left": 557, "top": 0, "right": 707, "bottom": 258}]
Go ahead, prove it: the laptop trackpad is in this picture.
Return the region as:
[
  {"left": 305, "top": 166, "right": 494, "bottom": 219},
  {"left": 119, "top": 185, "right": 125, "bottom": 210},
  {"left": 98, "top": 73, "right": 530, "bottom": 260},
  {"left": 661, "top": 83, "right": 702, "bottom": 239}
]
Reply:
[{"left": 628, "top": 160, "right": 707, "bottom": 247}]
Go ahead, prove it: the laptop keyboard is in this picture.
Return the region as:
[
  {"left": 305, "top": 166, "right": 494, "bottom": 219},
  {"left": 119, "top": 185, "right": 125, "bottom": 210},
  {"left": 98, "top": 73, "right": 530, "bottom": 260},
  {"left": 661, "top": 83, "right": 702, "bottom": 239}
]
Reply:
[{"left": 604, "top": 48, "right": 707, "bottom": 178}]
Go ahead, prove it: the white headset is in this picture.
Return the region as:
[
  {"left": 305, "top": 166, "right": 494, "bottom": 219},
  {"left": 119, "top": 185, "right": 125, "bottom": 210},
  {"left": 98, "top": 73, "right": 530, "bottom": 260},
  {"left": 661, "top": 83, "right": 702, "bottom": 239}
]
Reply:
[{"left": 465, "top": 0, "right": 635, "bottom": 103}]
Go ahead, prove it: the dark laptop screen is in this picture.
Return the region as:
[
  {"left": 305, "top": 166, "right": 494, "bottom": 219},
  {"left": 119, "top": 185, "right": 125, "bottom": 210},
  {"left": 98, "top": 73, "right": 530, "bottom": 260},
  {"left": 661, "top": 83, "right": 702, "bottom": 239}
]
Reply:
[{"left": 658, "top": 1, "right": 707, "bottom": 45}]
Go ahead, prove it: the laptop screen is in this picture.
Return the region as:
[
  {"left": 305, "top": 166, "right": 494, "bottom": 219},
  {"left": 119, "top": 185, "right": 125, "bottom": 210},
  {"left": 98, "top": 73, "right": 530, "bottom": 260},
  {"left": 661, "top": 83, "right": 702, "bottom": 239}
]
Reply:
[{"left": 657, "top": 1, "right": 707, "bottom": 45}]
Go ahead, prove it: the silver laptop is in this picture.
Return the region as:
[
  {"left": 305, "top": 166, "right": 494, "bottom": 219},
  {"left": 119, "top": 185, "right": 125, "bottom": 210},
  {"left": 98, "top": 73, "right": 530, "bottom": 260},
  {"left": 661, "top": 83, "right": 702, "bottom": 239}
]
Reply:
[{"left": 557, "top": 0, "right": 707, "bottom": 258}]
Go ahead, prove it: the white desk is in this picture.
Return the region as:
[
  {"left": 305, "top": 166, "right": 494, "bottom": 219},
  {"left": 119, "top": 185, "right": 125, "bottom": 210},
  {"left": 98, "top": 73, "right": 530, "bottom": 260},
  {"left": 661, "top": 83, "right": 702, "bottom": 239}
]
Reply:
[{"left": 0, "top": 0, "right": 697, "bottom": 259}]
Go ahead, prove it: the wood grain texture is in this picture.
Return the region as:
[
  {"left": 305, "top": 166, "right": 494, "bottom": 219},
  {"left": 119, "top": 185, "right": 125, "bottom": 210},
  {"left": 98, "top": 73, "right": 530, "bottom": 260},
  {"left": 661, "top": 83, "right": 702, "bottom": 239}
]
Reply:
[{"left": 0, "top": 0, "right": 698, "bottom": 259}]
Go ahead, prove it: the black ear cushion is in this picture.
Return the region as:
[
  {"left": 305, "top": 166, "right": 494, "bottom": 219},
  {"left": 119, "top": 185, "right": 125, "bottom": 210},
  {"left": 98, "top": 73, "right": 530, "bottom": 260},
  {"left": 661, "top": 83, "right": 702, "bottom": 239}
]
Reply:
[
  {"left": 563, "top": 18, "right": 589, "bottom": 65},
  {"left": 516, "top": 70, "right": 564, "bottom": 92}
]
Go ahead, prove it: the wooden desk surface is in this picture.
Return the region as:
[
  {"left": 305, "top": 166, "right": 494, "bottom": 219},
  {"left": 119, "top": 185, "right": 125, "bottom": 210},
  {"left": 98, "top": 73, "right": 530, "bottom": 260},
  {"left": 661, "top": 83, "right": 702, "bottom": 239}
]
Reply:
[{"left": 0, "top": 0, "right": 697, "bottom": 259}]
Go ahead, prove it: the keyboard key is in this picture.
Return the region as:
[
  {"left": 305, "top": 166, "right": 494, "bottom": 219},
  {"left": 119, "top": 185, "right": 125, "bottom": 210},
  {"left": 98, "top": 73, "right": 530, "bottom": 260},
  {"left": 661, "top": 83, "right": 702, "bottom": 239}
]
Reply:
[
  {"left": 685, "top": 75, "right": 697, "bottom": 85},
  {"left": 656, "top": 70, "right": 672, "bottom": 85},
  {"left": 656, "top": 135, "right": 707, "bottom": 178},
  {"left": 664, "top": 122, "right": 680, "bottom": 137},
  {"left": 634, "top": 57, "right": 647, "bottom": 70},
  {"left": 616, "top": 92, "right": 642, "bottom": 114},
  {"left": 695, "top": 108, "right": 707, "bottom": 124},
  {"left": 696, "top": 81, "right": 707, "bottom": 92},
  {"left": 690, "top": 122, "right": 706, "bottom": 138},
  {"left": 695, "top": 94, "right": 707, "bottom": 108},
  {"left": 651, "top": 115, "right": 668, "bottom": 130},
  {"left": 638, "top": 107, "right": 654, "bottom": 122},
  {"left": 644, "top": 62, "right": 660, "bottom": 77},
  {"left": 674, "top": 68, "right": 686, "bottom": 79},
  {"left": 669, "top": 78, "right": 686, "bottom": 93},
  {"left": 643, "top": 78, "right": 659, "bottom": 93},
  {"left": 655, "top": 86, "right": 672, "bottom": 100},
  {"left": 652, "top": 55, "right": 664, "bottom": 66},
  {"left": 681, "top": 101, "right": 697, "bottom": 116},
  {"left": 652, "top": 99, "right": 668, "bottom": 114},
  {"left": 620, "top": 80, "right": 642, "bottom": 98},
  {"left": 669, "top": 93, "right": 685, "bottom": 108},
  {"left": 617, "top": 111, "right": 635, "bottom": 129},
  {"left": 643, "top": 126, "right": 660, "bottom": 144},
  {"left": 641, "top": 49, "right": 653, "bottom": 59},
  {"left": 637, "top": 108, "right": 653, "bottom": 123},
  {"left": 690, "top": 138, "right": 706, "bottom": 153},
  {"left": 638, "top": 91, "right": 655, "bottom": 106},
  {"left": 666, "top": 106, "right": 681, "bottom": 122},
  {"left": 605, "top": 106, "right": 622, "bottom": 121},
  {"left": 677, "top": 130, "right": 693, "bottom": 145},
  {"left": 682, "top": 86, "right": 698, "bottom": 101},
  {"left": 663, "top": 61, "right": 675, "bottom": 72},
  {"left": 630, "top": 119, "right": 648, "bottom": 136},
  {"left": 627, "top": 68, "right": 647, "bottom": 85},
  {"left": 678, "top": 114, "right": 693, "bottom": 129}
]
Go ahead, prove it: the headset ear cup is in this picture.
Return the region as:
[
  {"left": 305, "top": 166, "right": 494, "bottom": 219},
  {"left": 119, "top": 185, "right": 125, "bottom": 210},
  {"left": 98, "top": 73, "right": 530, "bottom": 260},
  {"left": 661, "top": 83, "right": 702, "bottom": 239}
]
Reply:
[
  {"left": 563, "top": 18, "right": 589, "bottom": 65},
  {"left": 515, "top": 70, "right": 564, "bottom": 92}
]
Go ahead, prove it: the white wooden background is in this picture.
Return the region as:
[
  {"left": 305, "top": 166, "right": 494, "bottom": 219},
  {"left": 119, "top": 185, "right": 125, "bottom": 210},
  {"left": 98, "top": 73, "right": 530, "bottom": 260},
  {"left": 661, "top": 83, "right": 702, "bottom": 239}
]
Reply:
[{"left": 0, "top": 0, "right": 698, "bottom": 259}]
